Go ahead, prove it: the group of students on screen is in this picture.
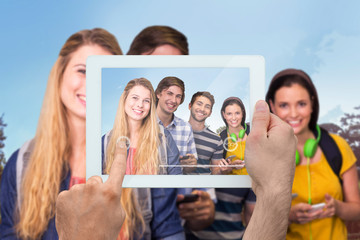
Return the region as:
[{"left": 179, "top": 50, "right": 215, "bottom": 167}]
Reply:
[{"left": 0, "top": 25, "right": 359, "bottom": 240}]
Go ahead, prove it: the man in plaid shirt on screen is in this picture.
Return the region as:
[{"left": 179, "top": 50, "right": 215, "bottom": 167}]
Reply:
[{"left": 155, "top": 76, "right": 198, "bottom": 174}]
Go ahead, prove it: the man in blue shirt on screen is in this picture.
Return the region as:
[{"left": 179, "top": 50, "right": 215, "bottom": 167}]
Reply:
[{"left": 155, "top": 76, "right": 198, "bottom": 174}]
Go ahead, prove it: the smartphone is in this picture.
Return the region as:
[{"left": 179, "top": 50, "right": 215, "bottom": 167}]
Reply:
[
  {"left": 309, "top": 203, "right": 325, "bottom": 212},
  {"left": 180, "top": 155, "right": 190, "bottom": 160},
  {"left": 177, "top": 194, "right": 199, "bottom": 206},
  {"left": 292, "top": 193, "right": 298, "bottom": 199},
  {"left": 226, "top": 155, "right": 236, "bottom": 161}
]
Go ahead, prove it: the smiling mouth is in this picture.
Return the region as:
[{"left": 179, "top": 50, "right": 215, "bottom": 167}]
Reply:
[
  {"left": 196, "top": 111, "right": 206, "bottom": 117},
  {"left": 287, "top": 120, "right": 301, "bottom": 127},
  {"left": 133, "top": 109, "right": 143, "bottom": 115},
  {"left": 166, "top": 103, "right": 176, "bottom": 109},
  {"left": 78, "top": 95, "right": 86, "bottom": 101},
  {"left": 77, "top": 95, "right": 86, "bottom": 106}
]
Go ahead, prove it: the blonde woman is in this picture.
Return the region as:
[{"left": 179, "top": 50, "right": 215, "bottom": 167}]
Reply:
[
  {"left": 0, "top": 28, "right": 122, "bottom": 239},
  {"left": 102, "top": 77, "right": 183, "bottom": 239}
]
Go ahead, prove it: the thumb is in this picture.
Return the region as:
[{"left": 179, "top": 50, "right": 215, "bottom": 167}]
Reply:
[
  {"left": 106, "top": 138, "right": 128, "bottom": 193},
  {"left": 249, "top": 100, "right": 270, "bottom": 139},
  {"left": 325, "top": 193, "right": 332, "bottom": 202}
]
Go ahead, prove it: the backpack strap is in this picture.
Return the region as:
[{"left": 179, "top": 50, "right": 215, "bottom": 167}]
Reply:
[
  {"left": 102, "top": 131, "right": 112, "bottom": 173},
  {"left": 16, "top": 139, "right": 35, "bottom": 208},
  {"left": 219, "top": 129, "right": 228, "bottom": 159},
  {"left": 314, "top": 127, "right": 343, "bottom": 185},
  {"left": 158, "top": 125, "right": 168, "bottom": 175},
  {"left": 133, "top": 188, "right": 152, "bottom": 239},
  {"left": 245, "top": 122, "right": 250, "bottom": 135}
]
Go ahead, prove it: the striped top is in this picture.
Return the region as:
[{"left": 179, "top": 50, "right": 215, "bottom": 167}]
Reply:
[
  {"left": 189, "top": 188, "right": 256, "bottom": 240},
  {"left": 192, "top": 127, "right": 223, "bottom": 174}
]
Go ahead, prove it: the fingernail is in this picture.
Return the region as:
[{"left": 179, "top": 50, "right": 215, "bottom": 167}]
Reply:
[{"left": 255, "top": 101, "right": 267, "bottom": 112}]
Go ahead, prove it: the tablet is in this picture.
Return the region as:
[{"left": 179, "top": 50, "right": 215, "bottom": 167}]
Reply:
[{"left": 86, "top": 55, "right": 265, "bottom": 187}]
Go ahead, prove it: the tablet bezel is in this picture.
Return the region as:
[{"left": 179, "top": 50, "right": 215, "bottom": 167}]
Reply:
[{"left": 86, "top": 55, "right": 265, "bottom": 187}]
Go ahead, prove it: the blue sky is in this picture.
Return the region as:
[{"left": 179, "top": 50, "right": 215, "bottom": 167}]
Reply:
[{"left": 1, "top": 0, "right": 360, "bottom": 158}]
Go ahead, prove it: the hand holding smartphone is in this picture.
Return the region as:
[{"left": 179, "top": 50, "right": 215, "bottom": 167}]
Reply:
[
  {"left": 179, "top": 155, "right": 190, "bottom": 160},
  {"left": 226, "top": 155, "right": 236, "bottom": 162},
  {"left": 309, "top": 203, "right": 325, "bottom": 212},
  {"left": 176, "top": 194, "right": 199, "bottom": 206}
]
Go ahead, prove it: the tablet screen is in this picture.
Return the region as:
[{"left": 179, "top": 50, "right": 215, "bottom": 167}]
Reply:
[{"left": 87, "top": 56, "right": 264, "bottom": 187}]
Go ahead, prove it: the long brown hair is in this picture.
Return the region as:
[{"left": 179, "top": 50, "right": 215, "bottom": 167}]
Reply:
[
  {"left": 16, "top": 28, "right": 122, "bottom": 239},
  {"left": 105, "top": 78, "right": 160, "bottom": 239}
]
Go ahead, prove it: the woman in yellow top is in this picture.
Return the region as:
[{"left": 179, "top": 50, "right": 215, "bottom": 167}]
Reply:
[
  {"left": 219, "top": 97, "right": 247, "bottom": 175},
  {"left": 266, "top": 68, "right": 360, "bottom": 240}
]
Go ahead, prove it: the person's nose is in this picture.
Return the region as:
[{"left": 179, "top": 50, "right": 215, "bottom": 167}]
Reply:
[
  {"left": 289, "top": 106, "right": 298, "bottom": 118},
  {"left": 137, "top": 99, "right": 143, "bottom": 108}
]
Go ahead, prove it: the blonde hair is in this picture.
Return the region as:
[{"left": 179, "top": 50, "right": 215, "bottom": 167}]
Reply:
[
  {"left": 16, "top": 28, "right": 122, "bottom": 239},
  {"left": 105, "top": 78, "right": 160, "bottom": 239}
]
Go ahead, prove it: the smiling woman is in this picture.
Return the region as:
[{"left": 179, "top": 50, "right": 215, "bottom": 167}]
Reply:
[
  {"left": 266, "top": 68, "right": 360, "bottom": 240},
  {"left": 102, "top": 77, "right": 183, "bottom": 239},
  {"left": 61, "top": 45, "right": 112, "bottom": 120},
  {"left": 219, "top": 97, "right": 248, "bottom": 175},
  {"left": 0, "top": 28, "right": 122, "bottom": 240}
]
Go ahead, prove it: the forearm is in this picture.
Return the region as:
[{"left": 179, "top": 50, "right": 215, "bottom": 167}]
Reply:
[
  {"left": 243, "top": 190, "right": 292, "bottom": 240},
  {"left": 335, "top": 200, "right": 360, "bottom": 221}
]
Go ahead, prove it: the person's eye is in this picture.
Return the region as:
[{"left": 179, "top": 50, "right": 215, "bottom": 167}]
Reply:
[
  {"left": 144, "top": 99, "right": 150, "bottom": 103},
  {"left": 279, "top": 103, "right": 288, "bottom": 108},
  {"left": 299, "top": 101, "right": 307, "bottom": 107},
  {"left": 197, "top": 102, "right": 202, "bottom": 106},
  {"left": 176, "top": 95, "right": 182, "bottom": 99},
  {"left": 78, "top": 69, "right": 86, "bottom": 74},
  {"left": 132, "top": 96, "right": 138, "bottom": 100},
  {"left": 206, "top": 106, "right": 211, "bottom": 109}
]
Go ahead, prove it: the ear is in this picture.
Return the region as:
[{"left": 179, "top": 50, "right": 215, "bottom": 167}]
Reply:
[
  {"left": 269, "top": 100, "right": 275, "bottom": 113},
  {"left": 189, "top": 103, "right": 192, "bottom": 110},
  {"left": 156, "top": 92, "right": 161, "bottom": 100},
  {"left": 222, "top": 111, "right": 226, "bottom": 119}
]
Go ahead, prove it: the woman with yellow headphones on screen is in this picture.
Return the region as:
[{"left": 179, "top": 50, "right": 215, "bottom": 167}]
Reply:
[
  {"left": 219, "top": 97, "right": 248, "bottom": 175},
  {"left": 266, "top": 69, "right": 360, "bottom": 240}
]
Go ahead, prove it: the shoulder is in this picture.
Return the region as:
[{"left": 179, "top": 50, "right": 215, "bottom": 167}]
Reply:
[
  {"left": 329, "top": 133, "right": 356, "bottom": 159},
  {"left": 2, "top": 149, "right": 20, "bottom": 180},
  {"left": 0, "top": 148, "right": 21, "bottom": 202},
  {"left": 199, "top": 128, "right": 223, "bottom": 142},
  {"left": 329, "top": 134, "right": 350, "bottom": 148},
  {"left": 174, "top": 115, "right": 192, "bottom": 128},
  {"left": 329, "top": 133, "right": 357, "bottom": 174},
  {"left": 219, "top": 129, "right": 227, "bottom": 140}
]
